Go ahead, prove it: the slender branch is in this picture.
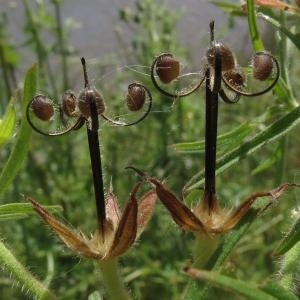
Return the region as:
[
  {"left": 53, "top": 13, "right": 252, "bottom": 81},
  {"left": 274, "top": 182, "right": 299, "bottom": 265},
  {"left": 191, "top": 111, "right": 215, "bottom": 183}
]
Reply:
[
  {"left": 53, "top": 0, "right": 69, "bottom": 90},
  {"left": 0, "top": 240, "right": 57, "bottom": 300}
]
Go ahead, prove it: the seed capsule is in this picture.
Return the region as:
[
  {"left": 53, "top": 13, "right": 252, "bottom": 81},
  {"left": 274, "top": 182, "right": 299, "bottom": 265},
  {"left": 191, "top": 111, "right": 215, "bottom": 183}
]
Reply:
[
  {"left": 223, "top": 67, "right": 246, "bottom": 90},
  {"left": 155, "top": 54, "right": 180, "bottom": 84},
  {"left": 30, "top": 95, "right": 54, "bottom": 121},
  {"left": 78, "top": 88, "right": 105, "bottom": 118},
  {"left": 126, "top": 83, "right": 146, "bottom": 111},
  {"left": 252, "top": 53, "right": 273, "bottom": 81},
  {"left": 206, "top": 43, "right": 235, "bottom": 71},
  {"left": 61, "top": 91, "right": 78, "bottom": 117}
]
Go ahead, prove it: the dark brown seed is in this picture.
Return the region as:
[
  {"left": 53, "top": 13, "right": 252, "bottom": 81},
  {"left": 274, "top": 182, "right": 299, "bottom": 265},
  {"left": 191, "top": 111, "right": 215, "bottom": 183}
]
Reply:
[
  {"left": 31, "top": 95, "right": 54, "bottom": 121},
  {"left": 252, "top": 53, "right": 273, "bottom": 81},
  {"left": 78, "top": 88, "right": 105, "bottom": 118},
  {"left": 206, "top": 43, "right": 235, "bottom": 71},
  {"left": 223, "top": 67, "right": 246, "bottom": 90},
  {"left": 155, "top": 54, "right": 180, "bottom": 84},
  {"left": 126, "top": 84, "right": 146, "bottom": 111},
  {"left": 62, "top": 91, "right": 77, "bottom": 117}
]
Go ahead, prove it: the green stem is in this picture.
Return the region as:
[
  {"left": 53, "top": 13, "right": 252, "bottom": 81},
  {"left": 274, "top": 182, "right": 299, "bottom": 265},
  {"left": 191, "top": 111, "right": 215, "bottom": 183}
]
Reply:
[
  {"left": 246, "top": 0, "right": 264, "bottom": 51},
  {"left": 0, "top": 240, "right": 57, "bottom": 300},
  {"left": 193, "top": 233, "right": 220, "bottom": 268},
  {"left": 97, "top": 258, "right": 132, "bottom": 300},
  {"left": 52, "top": 0, "right": 69, "bottom": 90},
  {"left": 279, "top": 241, "right": 300, "bottom": 292}
]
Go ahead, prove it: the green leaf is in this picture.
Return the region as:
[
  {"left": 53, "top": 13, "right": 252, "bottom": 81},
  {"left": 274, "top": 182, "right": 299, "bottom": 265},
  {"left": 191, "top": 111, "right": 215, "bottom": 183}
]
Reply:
[
  {"left": 185, "top": 106, "right": 300, "bottom": 191},
  {"left": 0, "top": 99, "right": 17, "bottom": 148},
  {"left": 211, "top": 1, "right": 246, "bottom": 16},
  {"left": 251, "top": 142, "right": 282, "bottom": 175},
  {"left": 261, "top": 281, "right": 298, "bottom": 300},
  {"left": 0, "top": 64, "right": 37, "bottom": 198},
  {"left": 258, "top": 13, "right": 300, "bottom": 51},
  {"left": 171, "top": 122, "right": 253, "bottom": 155},
  {"left": 0, "top": 203, "right": 63, "bottom": 221},
  {"left": 247, "top": 0, "right": 265, "bottom": 51},
  {"left": 184, "top": 268, "right": 277, "bottom": 300},
  {"left": 274, "top": 216, "right": 300, "bottom": 256}
]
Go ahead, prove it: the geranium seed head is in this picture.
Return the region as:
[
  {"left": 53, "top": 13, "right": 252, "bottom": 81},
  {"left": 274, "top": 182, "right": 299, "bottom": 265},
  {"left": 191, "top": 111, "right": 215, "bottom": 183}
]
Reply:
[
  {"left": 31, "top": 95, "right": 54, "bottom": 121},
  {"left": 252, "top": 52, "right": 273, "bottom": 81},
  {"left": 61, "top": 91, "right": 78, "bottom": 117},
  {"left": 207, "top": 43, "right": 235, "bottom": 71},
  {"left": 126, "top": 83, "right": 146, "bottom": 111},
  {"left": 78, "top": 88, "right": 105, "bottom": 118},
  {"left": 155, "top": 54, "right": 180, "bottom": 84}
]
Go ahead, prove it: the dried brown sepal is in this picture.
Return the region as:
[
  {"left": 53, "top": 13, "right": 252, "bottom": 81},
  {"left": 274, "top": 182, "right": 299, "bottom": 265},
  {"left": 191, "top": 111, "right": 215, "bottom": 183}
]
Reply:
[
  {"left": 219, "top": 183, "right": 300, "bottom": 234},
  {"left": 126, "top": 84, "right": 146, "bottom": 111},
  {"left": 137, "top": 189, "right": 156, "bottom": 235},
  {"left": 26, "top": 196, "right": 100, "bottom": 259},
  {"left": 78, "top": 88, "right": 105, "bottom": 118},
  {"left": 105, "top": 192, "right": 121, "bottom": 230},
  {"left": 252, "top": 52, "right": 273, "bottom": 81},
  {"left": 31, "top": 95, "right": 54, "bottom": 121},
  {"left": 148, "top": 178, "right": 207, "bottom": 232},
  {"left": 156, "top": 54, "right": 180, "bottom": 84},
  {"left": 107, "top": 184, "right": 139, "bottom": 258}
]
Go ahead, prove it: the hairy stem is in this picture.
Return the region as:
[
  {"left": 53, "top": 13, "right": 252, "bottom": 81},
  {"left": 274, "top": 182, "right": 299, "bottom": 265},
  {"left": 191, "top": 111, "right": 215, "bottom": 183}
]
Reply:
[
  {"left": 0, "top": 240, "right": 57, "bottom": 300},
  {"left": 97, "top": 258, "right": 132, "bottom": 300},
  {"left": 279, "top": 241, "right": 300, "bottom": 293}
]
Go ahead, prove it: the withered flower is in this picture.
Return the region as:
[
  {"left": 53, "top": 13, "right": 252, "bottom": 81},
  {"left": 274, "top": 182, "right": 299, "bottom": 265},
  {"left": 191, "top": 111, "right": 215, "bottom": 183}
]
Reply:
[
  {"left": 26, "top": 58, "right": 156, "bottom": 260},
  {"left": 128, "top": 167, "right": 298, "bottom": 236},
  {"left": 26, "top": 183, "right": 156, "bottom": 260}
]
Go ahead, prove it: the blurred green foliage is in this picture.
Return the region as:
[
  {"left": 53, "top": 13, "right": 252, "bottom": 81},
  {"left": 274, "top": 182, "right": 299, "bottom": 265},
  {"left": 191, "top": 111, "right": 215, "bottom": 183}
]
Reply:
[{"left": 0, "top": 0, "right": 300, "bottom": 299}]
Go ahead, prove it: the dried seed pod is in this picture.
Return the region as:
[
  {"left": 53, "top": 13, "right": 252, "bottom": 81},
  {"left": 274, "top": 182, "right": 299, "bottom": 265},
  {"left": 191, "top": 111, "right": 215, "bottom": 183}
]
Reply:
[
  {"left": 78, "top": 88, "right": 105, "bottom": 118},
  {"left": 155, "top": 54, "right": 180, "bottom": 84},
  {"left": 252, "top": 52, "right": 273, "bottom": 81},
  {"left": 126, "top": 83, "right": 146, "bottom": 111},
  {"left": 61, "top": 91, "right": 78, "bottom": 117},
  {"left": 206, "top": 43, "right": 235, "bottom": 71},
  {"left": 30, "top": 95, "right": 54, "bottom": 121},
  {"left": 223, "top": 67, "right": 246, "bottom": 90}
]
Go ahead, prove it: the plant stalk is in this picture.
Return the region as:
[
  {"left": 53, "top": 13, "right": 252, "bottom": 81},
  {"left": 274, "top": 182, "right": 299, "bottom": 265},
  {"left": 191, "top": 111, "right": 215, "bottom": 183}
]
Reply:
[
  {"left": 0, "top": 240, "right": 57, "bottom": 300},
  {"left": 97, "top": 258, "right": 132, "bottom": 300}
]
